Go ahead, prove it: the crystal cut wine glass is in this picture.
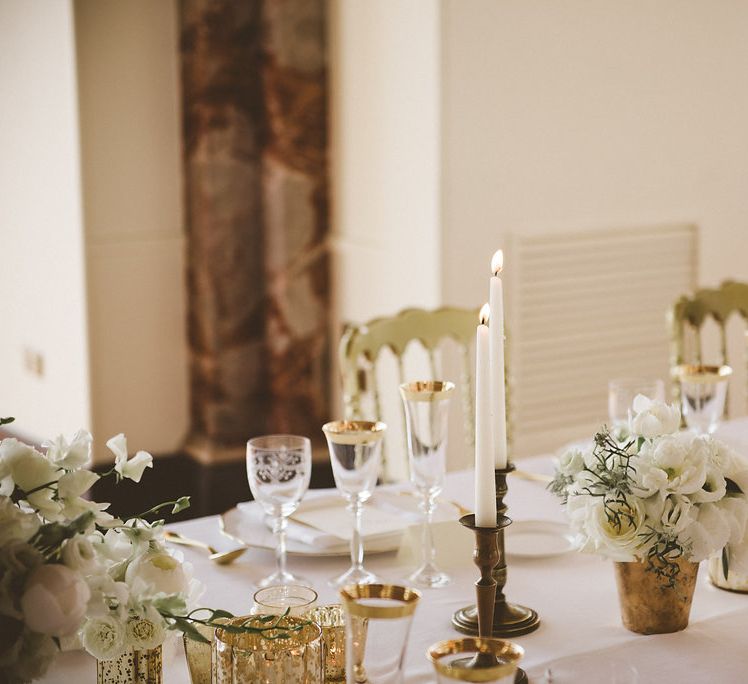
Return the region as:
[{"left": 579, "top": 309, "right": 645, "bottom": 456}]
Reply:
[
  {"left": 400, "top": 380, "right": 454, "bottom": 588},
  {"left": 246, "top": 434, "right": 311, "bottom": 587},
  {"left": 322, "top": 420, "right": 386, "bottom": 588}
]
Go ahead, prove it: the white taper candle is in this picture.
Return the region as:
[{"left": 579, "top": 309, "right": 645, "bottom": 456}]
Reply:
[
  {"left": 489, "top": 250, "right": 508, "bottom": 469},
  {"left": 475, "top": 304, "right": 497, "bottom": 527}
]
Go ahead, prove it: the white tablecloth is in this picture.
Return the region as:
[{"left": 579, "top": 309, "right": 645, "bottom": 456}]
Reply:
[{"left": 44, "top": 420, "right": 748, "bottom": 683}]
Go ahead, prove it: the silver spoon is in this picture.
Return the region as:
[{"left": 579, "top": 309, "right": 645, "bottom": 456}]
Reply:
[{"left": 164, "top": 530, "right": 247, "bottom": 565}]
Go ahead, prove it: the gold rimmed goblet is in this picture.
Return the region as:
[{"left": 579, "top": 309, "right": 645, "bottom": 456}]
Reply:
[
  {"left": 399, "top": 380, "right": 455, "bottom": 589},
  {"left": 428, "top": 637, "right": 524, "bottom": 683},
  {"left": 674, "top": 364, "right": 732, "bottom": 434},
  {"left": 322, "top": 420, "right": 386, "bottom": 588}
]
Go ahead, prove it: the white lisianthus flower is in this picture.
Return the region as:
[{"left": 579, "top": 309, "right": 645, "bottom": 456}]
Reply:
[
  {"left": 636, "top": 432, "right": 708, "bottom": 496},
  {"left": 629, "top": 394, "right": 681, "bottom": 439},
  {"left": 0, "top": 497, "right": 40, "bottom": 545},
  {"left": 81, "top": 615, "right": 127, "bottom": 660},
  {"left": 557, "top": 448, "right": 586, "bottom": 478},
  {"left": 716, "top": 496, "right": 748, "bottom": 546},
  {"left": 644, "top": 493, "right": 694, "bottom": 536},
  {"left": 107, "top": 434, "right": 153, "bottom": 483},
  {"left": 125, "top": 607, "right": 167, "bottom": 651},
  {"left": 61, "top": 536, "right": 98, "bottom": 575},
  {"left": 43, "top": 430, "right": 93, "bottom": 470},
  {"left": 21, "top": 564, "right": 91, "bottom": 637},
  {"left": 685, "top": 502, "right": 732, "bottom": 562},
  {"left": 125, "top": 551, "right": 188, "bottom": 597},
  {"left": 690, "top": 466, "right": 727, "bottom": 503},
  {"left": 86, "top": 575, "right": 130, "bottom": 620}
]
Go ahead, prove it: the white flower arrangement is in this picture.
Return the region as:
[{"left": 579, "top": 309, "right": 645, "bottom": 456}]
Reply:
[
  {"left": 0, "top": 417, "right": 293, "bottom": 683},
  {"left": 550, "top": 396, "right": 748, "bottom": 585}
]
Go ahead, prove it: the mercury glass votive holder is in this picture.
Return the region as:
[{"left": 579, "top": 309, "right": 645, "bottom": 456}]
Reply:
[
  {"left": 183, "top": 622, "right": 215, "bottom": 684},
  {"left": 305, "top": 604, "right": 346, "bottom": 682},
  {"left": 96, "top": 646, "right": 163, "bottom": 684},
  {"left": 428, "top": 638, "right": 524, "bottom": 684},
  {"left": 213, "top": 615, "right": 323, "bottom": 684}
]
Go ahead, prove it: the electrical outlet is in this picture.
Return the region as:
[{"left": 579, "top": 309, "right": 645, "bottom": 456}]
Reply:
[{"left": 23, "top": 347, "right": 45, "bottom": 378}]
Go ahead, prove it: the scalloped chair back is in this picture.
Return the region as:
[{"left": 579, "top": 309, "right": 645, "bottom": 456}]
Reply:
[
  {"left": 340, "top": 306, "right": 504, "bottom": 482},
  {"left": 669, "top": 280, "right": 748, "bottom": 418}
]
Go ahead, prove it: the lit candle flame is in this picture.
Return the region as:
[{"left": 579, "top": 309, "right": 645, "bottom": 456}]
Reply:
[
  {"left": 479, "top": 303, "right": 490, "bottom": 325},
  {"left": 491, "top": 249, "right": 503, "bottom": 276}
]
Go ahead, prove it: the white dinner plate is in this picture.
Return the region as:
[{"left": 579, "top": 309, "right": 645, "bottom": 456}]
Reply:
[
  {"left": 505, "top": 520, "right": 575, "bottom": 559},
  {"left": 220, "top": 491, "right": 456, "bottom": 558}
]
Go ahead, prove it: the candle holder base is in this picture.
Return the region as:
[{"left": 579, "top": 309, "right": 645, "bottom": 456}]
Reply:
[{"left": 451, "top": 600, "right": 540, "bottom": 637}]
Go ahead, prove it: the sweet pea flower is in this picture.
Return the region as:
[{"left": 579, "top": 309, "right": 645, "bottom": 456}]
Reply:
[
  {"left": 106, "top": 434, "right": 153, "bottom": 483},
  {"left": 21, "top": 564, "right": 91, "bottom": 637},
  {"left": 43, "top": 430, "right": 93, "bottom": 470},
  {"left": 629, "top": 394, "right": 681, "bottom": 439}
]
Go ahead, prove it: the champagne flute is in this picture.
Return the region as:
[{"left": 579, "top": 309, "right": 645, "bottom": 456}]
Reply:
[
  {"left": 322, "top": 420, "right": 386, "bottom": 588},
  {"left": 246, "top": 435, "right": 311, "bottom": 587},
  {"left": 400, "top": 380, "right": 454, "bottom": 588}
]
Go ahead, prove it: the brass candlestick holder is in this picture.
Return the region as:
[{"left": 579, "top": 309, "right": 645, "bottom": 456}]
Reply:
[
  {"left": 452, "top": 465, "right": 540, "bottom": 684},
  {"left": 457, "top": 513, "right": 508, "bottom": 669}
]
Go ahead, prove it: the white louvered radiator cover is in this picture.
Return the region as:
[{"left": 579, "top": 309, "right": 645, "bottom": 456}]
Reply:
[{"left": 506, "top": 224, "right": 698, "bottom": 457}]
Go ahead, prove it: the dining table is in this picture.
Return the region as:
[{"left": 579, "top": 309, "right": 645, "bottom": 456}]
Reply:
[{"left": 43, "top": 419, "right": 748, "bottom": 683}]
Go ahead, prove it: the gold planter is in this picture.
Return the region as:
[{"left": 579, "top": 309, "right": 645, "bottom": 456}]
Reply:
[
  {"left": 614, "top": 559, "right": 699, "bottom": 634},
  {"left": 97, "top": 646, "right": 162, "bottom": 684}
]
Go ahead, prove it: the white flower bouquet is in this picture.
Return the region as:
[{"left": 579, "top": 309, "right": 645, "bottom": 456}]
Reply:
[
  {"left": 0, "top": 418, "right": 298, "bottom": 683},
  {"left": 550, "top": 396, "right": 748, "bottom": 584}
]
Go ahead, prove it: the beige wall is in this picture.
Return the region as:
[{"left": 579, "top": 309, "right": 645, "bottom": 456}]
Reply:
[
  {"left": 75, "top": 0, "right": 188, "bottom": 461},
  {"left": 0, "top": 0, "right": 92, "bottom": 439},
  {"left": 441, "top": 0, "right": 748, "bottom": 308},
  {"left": 0, "top": 0, "right": 187, "bottom": 461}
]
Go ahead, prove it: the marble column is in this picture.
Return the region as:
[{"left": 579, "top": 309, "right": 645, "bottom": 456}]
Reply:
[{"left": 180, "top": 0, "right": 330, "bottom": 462}]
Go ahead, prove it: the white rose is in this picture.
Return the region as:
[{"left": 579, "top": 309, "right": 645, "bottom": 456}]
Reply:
[
  {"left": 0, "top": 540, "right": 44, "bottom": 619},
  {"left": 107, "top": 434, "right": 153, "bottom": 483},
  {"left": 62, "top": 536, "right": 98, "bottom": 574},
  {"left": 125, "top": 551, "right": 188, "bottom": 597},
  {"left": 43, "top": 430, "right": 92, "bottom": 470},
  {"left": 0, "top": 497, "right": 40, "bottom": 545},
  {"left": 576, "top": 494, "right": 648, "bottom": 561},
  {"left": 629, "top": 394, "right": 681, "bottom": 438},
  {"left": 21, "top": 564, "right": 91, "bottom": 636},
  {"left": 81, "top": 615, "right": 127, "bottom": 660},
  {"left": 557, "top": 448, "right": 586, "bottom": 478},
  {"left": 126, "top": 608, "right": 167, "bottom": 651}
]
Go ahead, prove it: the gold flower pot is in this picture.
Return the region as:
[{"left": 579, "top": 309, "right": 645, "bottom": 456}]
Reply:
[
  {"left": 614, "top": 558, "right": 699, "bottom": 635},
  {"left": 96, "top": 646, "right": 162, "bottom": 684}
]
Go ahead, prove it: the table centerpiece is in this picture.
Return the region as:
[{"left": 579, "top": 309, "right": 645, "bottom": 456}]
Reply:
[
  {"left": 549, "top": 395, "right": 748, "bottom": 634},
  {"left": 0, "top": 417, "right": 302, "bottom": 684}
]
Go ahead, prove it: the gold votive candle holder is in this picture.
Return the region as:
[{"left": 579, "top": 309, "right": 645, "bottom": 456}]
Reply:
[
  {"left": 213, "top": 615, "right": 323, "bottom": 684},
  {"left": 96, "top": 646, "right": 162, "bottom": 684},
  {"left": 183, "top": 622, "right": 215, "bottom": 684},
  {"left": 305, "top": 604, "right": 346, "bottom": 682},
  {"left": 428, "top": 638, "right": 524, "bottom": 683}
]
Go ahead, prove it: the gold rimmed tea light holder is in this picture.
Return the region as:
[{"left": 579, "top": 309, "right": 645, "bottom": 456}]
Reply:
[
  {"left": 452, "top": 466, "right": 539, "bottom": 684},
  {"left": 428, "top": 637, "right": 524, "bottom": 683}
]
